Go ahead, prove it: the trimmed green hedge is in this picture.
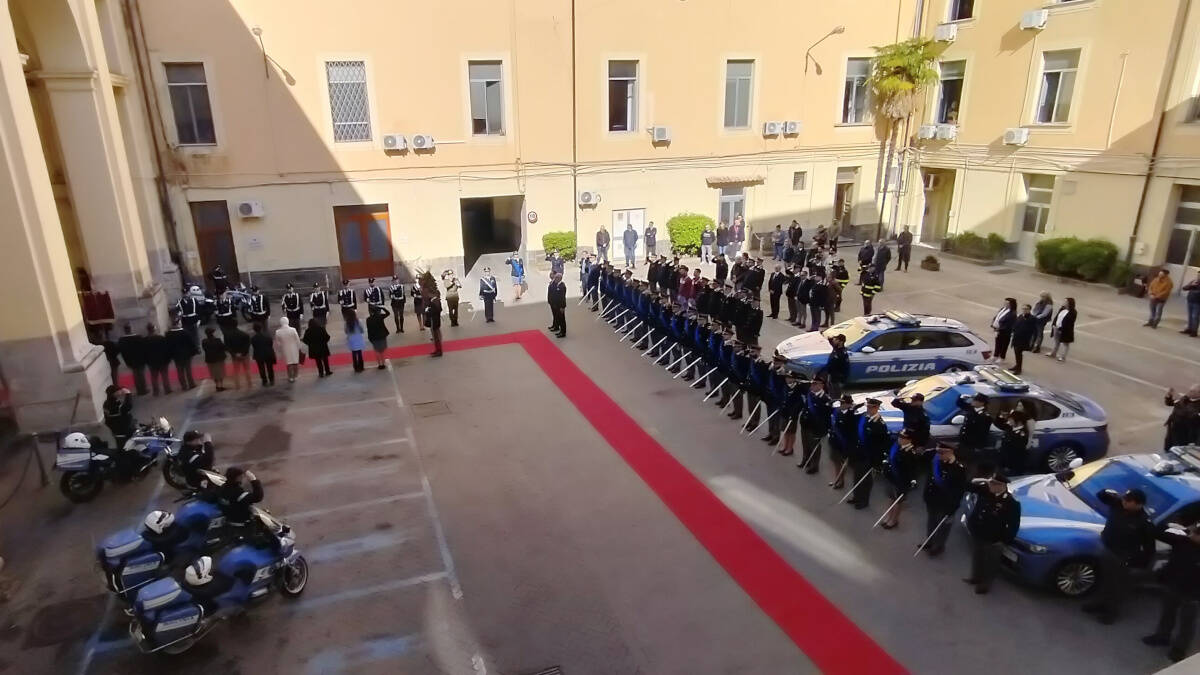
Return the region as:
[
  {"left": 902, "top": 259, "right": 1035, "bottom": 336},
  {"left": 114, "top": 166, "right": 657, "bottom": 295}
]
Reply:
[
  {"left": 1035, "top": 237, "right": 1118, "bottom": 282},
  {"left": 665, "top": 212, "right": 714, "bottom": 256},
  {"left": 947, "top": 232, "right": 1007, "bottom": 260},
  {"left": 541, "top": 231, "right": 577, "bottom": 260}
]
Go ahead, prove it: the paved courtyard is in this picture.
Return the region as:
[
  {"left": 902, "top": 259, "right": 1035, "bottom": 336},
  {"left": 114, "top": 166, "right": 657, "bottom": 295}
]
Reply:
[{"left": 0, "top": 251, "right": 1195, "bottom": 674}]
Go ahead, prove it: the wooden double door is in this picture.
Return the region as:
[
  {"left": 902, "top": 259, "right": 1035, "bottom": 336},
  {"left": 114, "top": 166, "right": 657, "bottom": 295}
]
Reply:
[{"left": 334, "top": 204, "right": 394, "bottom": 280}]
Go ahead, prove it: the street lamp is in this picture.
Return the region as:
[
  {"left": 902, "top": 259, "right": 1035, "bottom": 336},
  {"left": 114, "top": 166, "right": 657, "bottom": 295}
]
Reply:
[{"left": 805, "top": 25, "right": 846, "bottom": 74}]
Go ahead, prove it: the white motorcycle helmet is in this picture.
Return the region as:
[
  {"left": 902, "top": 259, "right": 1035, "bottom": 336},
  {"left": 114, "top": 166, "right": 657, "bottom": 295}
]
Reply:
[
  {"left": 143, "top": 510, "right": 175, "bottom": 535},
  {"left": 61, "top": 432, "right": 90, "bottom": 451},
  {"left": 185, "top": 556, "right": 214, "bottom": 586}
]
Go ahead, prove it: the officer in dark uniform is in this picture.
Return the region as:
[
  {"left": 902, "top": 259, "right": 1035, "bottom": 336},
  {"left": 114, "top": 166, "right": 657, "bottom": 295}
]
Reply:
[
  {"left": 861, "top": 268, "right": 882, "bottom": 315},
  {"left": 388, "top": 276, "right": 406, "bottom": 332},
  {"left": 281, "top": 283, "right": 303, "bottom": 328},
  {"left": 714, "top": 254, "right": 729, "bottom": 288},
  {"left": 921, "top": 442, "right": 967, "bottom": 556},
  {"left": 210, "top": 264, "right": 228, "bottom": 294},
  {"left": 798, "top": 377, "right": 833, "bottom": 473},
  {"left": 783, "top": 267, "right": 800, "bottom": 323},
  {"left": 794, "top": 268, "right": 812, "bottom": 328},
  {"left": 410, "top": 283, "right": 425, "bottom": 331},
  {"left": 964, "top": 474, "right": 1021, "bottom": 594},
  {"left": 337, "top": 279, "right": 357, "bottom": 323},
  {"left": 849, "top": 397, "right": 891, "bottom": 509},
  {"left": 363, "top": 277, "right": 385, "bottom": 315},
  {"left": 879, "top": 428, "right": 923, "bottom": 529},
  {"left": 826, "top": 334, "right": 851, "bottom": 398},
  {"left": 214, "top": 291, "right": 237, "bottom": 333},
  {"left": 480, "top": 267, "right": 500, "bottom": 321},
  {"left": 891, "top": 392, "right": 931, "bottom": 448},
  {"left": 647, "top": 255, "right": 660, "bottom": 294},
  {"left": 761, "top": 357, "right": 790, "bottom": 443},
  {"left": 828, "top": 394, "right": 858, "bottom": 488},
  {"left": 744, "top": 298, "right": 764, "bottom": 346},
  {"left": 832, "top": 259, "right": 850, "bottom": 311},
  {"left": 175, "top": 289, "right": 204, "bottom": 349},
  {"left": 808, "top": 275, "right": 829, "bottom": 332},
  {"left": 248, "top": 286, "right": 269, "bottom": 325},
  {"left": 309, "top": 282, "right": 329, "bottom": 325},
  {"left": 956, "top": 393, "right": 994, "bottom": 472}
]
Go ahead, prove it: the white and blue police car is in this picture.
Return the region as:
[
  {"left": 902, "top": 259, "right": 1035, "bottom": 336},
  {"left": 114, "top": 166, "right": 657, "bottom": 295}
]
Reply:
[
  {"left": 774, "top": 311, "right": 990, "bottom": 385},
  {"left": 856, "top": 365, "right": 1110, "bottom": 473}
]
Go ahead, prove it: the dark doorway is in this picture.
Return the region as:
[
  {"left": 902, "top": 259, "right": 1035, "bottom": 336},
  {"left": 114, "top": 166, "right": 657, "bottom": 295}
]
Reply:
[
  {"left": 334, "top": 204, "right": 394, "bottom": 280},
  {"left": 189, "top": 201, "right": 240, "bottom": 291},
  {"left": 460, "top": 196, "right": 523, "bottom": 273}
]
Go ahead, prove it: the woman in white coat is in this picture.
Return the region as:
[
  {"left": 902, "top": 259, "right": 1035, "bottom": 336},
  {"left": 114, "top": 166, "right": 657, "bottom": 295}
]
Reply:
[{"left": 273, "top": 316, "right": 303, "bottom": 383}]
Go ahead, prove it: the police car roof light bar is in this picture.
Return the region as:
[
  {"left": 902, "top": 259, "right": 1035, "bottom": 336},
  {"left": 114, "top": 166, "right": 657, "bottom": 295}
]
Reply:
[
  {"left": 883, "top": 310, "right": 921, "bottom": 326},
  {"left": 972, "top": 365, "right": 1030, "bottom": 392},
  {"left": 1166, "top": 445, "right": 1200, "bottom": 472}
]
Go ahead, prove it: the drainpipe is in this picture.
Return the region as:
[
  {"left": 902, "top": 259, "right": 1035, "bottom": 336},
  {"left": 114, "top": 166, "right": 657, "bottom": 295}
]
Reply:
[
  {"left": 570, "top": 0, "right": 579, "bottom": 249},
  {"left": 122, "top": 0, "right": 181, "bottom": 263},
  {"left": 1126, "top": 0, "right": 1192, "bottom": 265}
]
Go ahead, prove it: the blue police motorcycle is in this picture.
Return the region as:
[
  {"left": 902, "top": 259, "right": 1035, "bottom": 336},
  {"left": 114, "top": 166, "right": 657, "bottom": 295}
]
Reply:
[
  {"left": 55, "top": 418, "right": 186, "bottom": 502},
  {"left": 96, "top": 470, "right": 229, "bottom": 602},
  {"left": 129, "top": 509, "right": 308, "bottom": 654}
]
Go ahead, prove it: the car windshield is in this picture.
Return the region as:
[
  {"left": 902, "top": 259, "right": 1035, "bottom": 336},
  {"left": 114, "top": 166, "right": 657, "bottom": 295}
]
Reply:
[
  {"left": 1071, "top": 461, "right": 1179, "bottom": 519},
  {"left": 822, "top": 320, "right": 871, "bottom": 346}
]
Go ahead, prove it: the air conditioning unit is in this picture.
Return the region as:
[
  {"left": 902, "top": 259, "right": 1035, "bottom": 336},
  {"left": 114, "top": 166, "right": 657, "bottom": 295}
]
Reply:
[
  {"left": 1003, "top": 127, "right": 1031, "bottom": 146},
  {"left": 1021, "top": 9, "right": 1048, "bottom": 30},
  {"left": 651, "top": 126, "right": 671, "bottom": 143},
  {"left": 762, "top": 121, "right": 782, "bottom": 137},
  {"left": 382, "top": 134, "right": 407, "bottom": 151},
  {"left": 935, "top": 124, "right": 958, "bottom": 141},
  {"left": 783, "top": 120, "right": 801, "bottom": 135},
  {"left": 917, "top": 124, "right": 938, "bottom": 140},
  {"left": 410, "top": 134, "right": 435, "bottom": 150},
  {"left": 578, "top": 191, "right": 602, "bottom": 206},
  {"left": 923, "top": 173, "right": 941, "bottom": 191},
  {"left": 934, "top": 23, "right": 959, "bottom": 42},
  {"left": 236, "top": 200, "right": 264, "bottom": 219}
]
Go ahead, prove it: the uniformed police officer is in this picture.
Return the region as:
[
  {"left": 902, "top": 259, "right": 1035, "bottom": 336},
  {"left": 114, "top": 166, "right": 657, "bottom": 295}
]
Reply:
[
  {"left": 956, "top": 393, "right": 994, "bottom": 473},
  {"left": 825, "top": 334, "right": 851, "bottom": 398},
  {"left": 363, "top": 277, "right": 385, "bottom": 315},
  {"left": 849, "top": 397, "right": 891, "bottom": 510},
  {"left": 337, "top": 279, "right": 357, "bottom": 322},
  {"left": 248, "top": 285, "right": 269, "bottom": 325},
  {"left": 389, "top": 275, "right": 406, "bottom": 332},
  {"left": 879, "top": 428, "right": 923, "bottom": 529},
  {"left": 410, "top": 283, "right": 425, "bottom": 331},
  {"left": 921, "top": 442, "right": 967, "bottom": 556},
  {"left": 861, "top": 268, "right": 882, "bottom": 315},
  {"left": 309, "top": 282, "right": 329, "bottom": 325},
  {"left": 175, "top": 287, "right": 205, "bottom": 349},
  {"left": 281, "top": 283, "right": 303, "bottom": 328},
  {"left": 891, "top": 392, "right": 931, "bottom": 448},
  {"left": 214, "top": 290, "right": 236, "bottom": 333},
  {"left": 798, "top": 377, "right": 833, "bottom": 473},
  {"left": 964, "top": 474, "right": 1021, "bottom": 594},
  {"left": 210, "top": 264, "right": 228, "bottom": 294},
  {"left": 828, "top": 393, "right": 858, "bottom": 489}
]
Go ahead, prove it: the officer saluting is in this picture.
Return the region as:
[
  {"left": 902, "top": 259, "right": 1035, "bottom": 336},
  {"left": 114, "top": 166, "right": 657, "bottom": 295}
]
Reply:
[
  {"left": 964, "top": 474, "right": 1021, "bottom": 594},
  {"left": 248, "top": 285, "right": 269, "bottom": 325},
  {"left": 281, "top": 283, "right": 303, "bottom": 328},
  {"left": 337, "top": 279, "right": 357, "bottom": 322},
  {"left": 309, "top": 282, "right": 329, "bottom": 325},
  {"left": 176, "top": 286, "right": 205, "bottom": 349},
  {"left": 363, "top": 277, "right": 385, "bottom": 314},
  {"left": 389, "top": 275, "right": 406, "bottom": 332},
  {"left": 920, "top": 442, "right": 967, "bottom": 557},
  {"left": 479, "top": 267, "right": 498, "bottom": 323},
  {"left": 210, "top": 264, "right": 228, "bottom": 294},
  {"left": 214, "top": 290, "right": 236, "bottom": 332}
]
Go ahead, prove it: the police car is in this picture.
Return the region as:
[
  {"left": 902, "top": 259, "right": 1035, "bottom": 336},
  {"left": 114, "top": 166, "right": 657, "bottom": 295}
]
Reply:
[
  {"left": 856, "top": 366, "right": 1109, "bottom": 473},
  {"left": 964, "top": 446, "right": 1200, "bottom": 598},
  {"left": 774, "top": 311, "right": 990, "bottom": 384}
]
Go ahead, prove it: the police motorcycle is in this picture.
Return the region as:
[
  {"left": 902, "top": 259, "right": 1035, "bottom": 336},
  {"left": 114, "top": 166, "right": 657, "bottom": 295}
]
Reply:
[
  {"left": 225, "top": 283, "right": 256, "bottom": 323},
  {"left": 96, "top": 469, "right": 230, "bottom": 603},
  {"left": 55, "top": 418, "right": 182, "bottom": 503},
  {"left": 129, "top": 508, "right": 308, "bottom": 655}
]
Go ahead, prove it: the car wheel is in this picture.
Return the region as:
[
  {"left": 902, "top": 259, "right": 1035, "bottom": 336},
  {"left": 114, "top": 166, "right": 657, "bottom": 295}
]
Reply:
[
  {"left": 1045, "top": 445, "right": 1080, "bottom": 473},
  {"left": 1052, "top": 559, "right": 1100, "bottom": 597}
]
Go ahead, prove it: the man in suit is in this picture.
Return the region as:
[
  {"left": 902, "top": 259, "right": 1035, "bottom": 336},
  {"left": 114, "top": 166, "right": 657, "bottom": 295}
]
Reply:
[
  {"left": 547, "top": 272, "right": 568, "bottom": 338},
  {"left": 117, "top": 323, "right": 148, "bottom": 395}
]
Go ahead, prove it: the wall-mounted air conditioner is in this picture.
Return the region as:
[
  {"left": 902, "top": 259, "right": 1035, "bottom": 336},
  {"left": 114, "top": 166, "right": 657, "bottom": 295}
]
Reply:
[
  {"left": 236, "top": 200, "right": 264, "bottom": 219},
  {"left": 650, "top": 126, "right": 671, "bottom": 143},
  {"left": 382, "top": 134, "right": 407, "bottom": 151},
  {"left": 1021, "top": 9, "right": 1048, "bottom": 30},
  {"left": 934, "top": 24, "right": 959, "bottom": 42},
  {"left": 783, "top": 120, "right": 801, "bottom": 135},
  {"left": 935, "top": 124, "right": 958, "bottom": 141},
  {"left": 917, "top": 124, "right": 938, "bottom": 140},
  {"left": 578, "top": 191, "right": 602, "bottom": 206},
  {"left": 1003, "top": 127, "right": 1030, "bottom": 146},
  {"left": 762, "top": 121, "right": 782, "bottom": 137},
  {"left": 410, "top": 134, "right": 435, "bottom": 150}
]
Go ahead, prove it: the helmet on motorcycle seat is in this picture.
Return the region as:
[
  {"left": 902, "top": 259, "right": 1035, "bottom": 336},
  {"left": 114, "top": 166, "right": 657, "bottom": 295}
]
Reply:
[
  {"left": 143, "top": 510, "right": 175, "bottom": 534},
  {"left": 185, "top": 557, "right": 214, "bottom": 586},
  {"left": 61, "top": 432, "right": 91, "bottom": 451},
  {"left": 182, "top": 430, "right": 205, "bottom": 445}
]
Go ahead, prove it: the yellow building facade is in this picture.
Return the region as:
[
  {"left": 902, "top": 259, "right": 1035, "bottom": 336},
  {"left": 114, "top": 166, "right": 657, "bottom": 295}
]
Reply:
[{"left": 1, "top": 0, "right": 1197, "bottom": 429}]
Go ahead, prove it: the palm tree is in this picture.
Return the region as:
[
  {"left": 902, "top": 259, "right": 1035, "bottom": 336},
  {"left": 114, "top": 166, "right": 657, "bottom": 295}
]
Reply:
[{"left": 868, "top": 38, "right": 942, "bottom": 240}]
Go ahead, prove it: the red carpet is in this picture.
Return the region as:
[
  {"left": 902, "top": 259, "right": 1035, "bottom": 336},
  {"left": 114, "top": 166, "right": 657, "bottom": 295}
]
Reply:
[{"left": 119, "top": 330, "right": 906, "bottom": 674}]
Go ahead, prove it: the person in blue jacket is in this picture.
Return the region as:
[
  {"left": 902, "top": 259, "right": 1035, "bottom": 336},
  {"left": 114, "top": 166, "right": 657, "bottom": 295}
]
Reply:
[{"left": 505, "top": 253, "right": 526, "bottom": 301}]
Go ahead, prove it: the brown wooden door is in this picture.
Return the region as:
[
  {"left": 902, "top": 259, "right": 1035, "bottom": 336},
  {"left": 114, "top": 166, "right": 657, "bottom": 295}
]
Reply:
[
  {"left": 189, "top": 201, "right": 240, "bottom": 290},
  {"left": 334, "top": 205, "right": 394, "bottom": 279}
]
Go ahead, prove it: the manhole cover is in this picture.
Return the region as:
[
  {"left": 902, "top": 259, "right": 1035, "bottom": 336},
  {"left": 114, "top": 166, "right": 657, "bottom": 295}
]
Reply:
[
  {"left": 412, "top": 401, "right": 451, "bottom": 418},
  {"left": 23, "top": 595, "right": 107, "bottom": 648},
  {"left": 987, "top": 268, "right": 1017, "bottom": 275}
]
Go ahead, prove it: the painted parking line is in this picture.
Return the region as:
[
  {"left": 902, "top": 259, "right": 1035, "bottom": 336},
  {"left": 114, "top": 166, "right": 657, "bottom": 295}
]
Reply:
[
  {"left": 244, "top": 437, "right": 409, "bottom": 466},
  {"left": 306, "top": 532, "right": 412, "bottom": 564},
  {"left": 290, "top": 571, "right": 449, "bottom": 611},
  {"left": 309, "top": 463, "right": 404, "bottom": 486},
  {"left": 284, "top": 492, "right": 426, "bottom": 521}
]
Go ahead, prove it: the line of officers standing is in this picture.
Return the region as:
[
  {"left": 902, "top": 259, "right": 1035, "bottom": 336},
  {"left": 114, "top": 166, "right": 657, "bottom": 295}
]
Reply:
[{"left": 591, "top": 262, "right": 1026, "bottom": 596}]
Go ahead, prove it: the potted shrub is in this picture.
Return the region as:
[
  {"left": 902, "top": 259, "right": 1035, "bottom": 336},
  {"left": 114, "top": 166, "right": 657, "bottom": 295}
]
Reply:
[{"left": 920, "top": 254, "right": 940, "bottom": 271}]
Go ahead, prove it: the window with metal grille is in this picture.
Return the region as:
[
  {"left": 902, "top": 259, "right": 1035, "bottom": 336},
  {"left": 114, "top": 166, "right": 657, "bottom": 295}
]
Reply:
[
  {"left": 1036, "top": 50, "right": 1080, "bottom": 124},
  {"left": 469, "top": 61, "right": 504, "bottom": 135},
  {"left": 723, "top": 60, "right": 753, "bottom": 129},
  {"left": 608, "top": 60, "right": 638, "bottom": 132},
  {"left": 792, "top": 171, "right": 808, "bottom": 191},
  {"left": 1022, "top": 174, "right": 1055, "bottom": 234},
  {"left": 325, "top": 60, "right": 371, "bottom": 142},
  {"left": 164, "top": 63, "right": 216, "bottom": 145},
  {"left": 937, "top": 61, "right": 965, "bottom": 124},
  {"left": 843, "top": 58, "right": 870, "bottom": 124}
]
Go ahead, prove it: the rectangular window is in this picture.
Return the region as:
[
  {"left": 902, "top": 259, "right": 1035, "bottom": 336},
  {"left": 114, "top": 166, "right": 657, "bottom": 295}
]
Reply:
[
  {"left": 843, "top": 58, "right": 871, "bottom": 124},
  {"left": 792, "top": 171, "right": 808, "bottom": 191},
  {"left": 608, "top": 60, "right": 638, "bottom": 132},
  {"left": 949, "top": 0, "right": 975, "bottom": 20},
  {"left": 325, "top": 60, "right": 371, "bottom": 142},
  {"left": 937, "top": 61, "right": 965, "bottom": 124},
  {"left": 723, "top": 60, "right": 753, "bottom": 129},
  {"left": 1036, "top": 50, "right": 1080, "bottom": 124},
  {"left": 164, "top": 63, "right": 216, "bottom": 145},
  {"left": 469, "top": 61, "right": 505, "bottom": 136},
  {"left": 1022, "top": 174, "right": 1055, "bottom": 234}
]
